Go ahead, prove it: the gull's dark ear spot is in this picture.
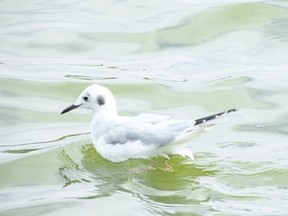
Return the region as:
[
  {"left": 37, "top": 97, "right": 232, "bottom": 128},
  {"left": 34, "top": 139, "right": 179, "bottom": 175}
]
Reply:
[{"left": 97, "top": 95, "right": 105, "bottom": 106}]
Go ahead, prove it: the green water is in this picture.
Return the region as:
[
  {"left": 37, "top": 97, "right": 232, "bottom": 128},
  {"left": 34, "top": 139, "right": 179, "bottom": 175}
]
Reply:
[{"left": 1, "top": 0, "right": 288, "bottom": 215}]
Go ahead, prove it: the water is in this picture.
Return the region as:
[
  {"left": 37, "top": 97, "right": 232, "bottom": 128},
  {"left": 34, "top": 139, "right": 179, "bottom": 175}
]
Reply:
[{"left": 1, "top": 0, "right": 288, "bottom": 215}]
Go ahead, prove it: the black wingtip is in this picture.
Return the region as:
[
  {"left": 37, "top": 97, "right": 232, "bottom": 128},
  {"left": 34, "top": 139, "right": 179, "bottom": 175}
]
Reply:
[
  {"left": 194, "top": 108, "right": 237, "bottom": 126},
  {"left": 227, "top": 108, "right": 237, "bottom": 113}
]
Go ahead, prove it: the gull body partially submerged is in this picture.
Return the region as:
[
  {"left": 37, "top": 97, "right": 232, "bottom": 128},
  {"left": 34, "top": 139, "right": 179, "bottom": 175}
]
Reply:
[{"left": 61, "top": 84, "right": 236, "bottom": 163}]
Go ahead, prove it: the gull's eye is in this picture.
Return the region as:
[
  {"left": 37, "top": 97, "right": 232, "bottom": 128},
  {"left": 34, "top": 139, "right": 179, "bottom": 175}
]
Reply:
[{"left": 83, "top": 96, "right": 89, "bottom": 102}]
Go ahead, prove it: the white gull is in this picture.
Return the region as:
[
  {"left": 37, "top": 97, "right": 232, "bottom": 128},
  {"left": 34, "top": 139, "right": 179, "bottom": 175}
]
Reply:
[{"left": 61, "top": 84, "right": 236, "bottom": 166}]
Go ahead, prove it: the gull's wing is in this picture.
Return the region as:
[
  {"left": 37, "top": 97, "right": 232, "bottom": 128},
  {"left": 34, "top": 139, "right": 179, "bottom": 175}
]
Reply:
[
  {"left": 101, "top": 109, "right": 237, "bottom": 147},
  {"left": 102, "top": 115, "right": 188, "bottom": 147}
]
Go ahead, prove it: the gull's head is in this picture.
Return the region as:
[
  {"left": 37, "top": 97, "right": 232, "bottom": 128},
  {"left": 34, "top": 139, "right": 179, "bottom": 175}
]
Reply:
[{"left": 61, "top": 84, "right": 117, "bottom": 115}]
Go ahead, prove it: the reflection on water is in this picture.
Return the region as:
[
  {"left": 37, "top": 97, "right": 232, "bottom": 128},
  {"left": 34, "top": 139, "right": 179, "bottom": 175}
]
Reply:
[
  {"left": 58, "top": 142, "right": 214, "bottom": 210},
  {"left": 1, "top": 0, "right": 288, "bottom": 215}
]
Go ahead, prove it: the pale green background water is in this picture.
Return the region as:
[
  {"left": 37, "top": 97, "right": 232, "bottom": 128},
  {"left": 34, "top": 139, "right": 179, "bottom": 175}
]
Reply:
[{"left": 1, "top": 0, "right": 288, "bottom": 215}]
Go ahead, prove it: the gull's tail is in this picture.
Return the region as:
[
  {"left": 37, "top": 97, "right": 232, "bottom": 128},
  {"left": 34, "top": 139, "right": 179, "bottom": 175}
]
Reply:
[{"left": 194, "top": 108, "right": 237, "bottom": 126}]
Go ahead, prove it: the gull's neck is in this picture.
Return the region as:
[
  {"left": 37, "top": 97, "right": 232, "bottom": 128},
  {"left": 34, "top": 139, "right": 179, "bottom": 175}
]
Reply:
[
  {"left": 92, "top": 106, "right": 119, "bottom": 122},
  {"left": 91, "top": 108, "right": 119, "bottom": 143}
]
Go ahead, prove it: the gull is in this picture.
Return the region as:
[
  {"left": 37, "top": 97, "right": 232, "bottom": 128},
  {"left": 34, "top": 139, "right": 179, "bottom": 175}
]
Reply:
[{"left": 61, "top": 84, "right": 236, "bottom": 170}]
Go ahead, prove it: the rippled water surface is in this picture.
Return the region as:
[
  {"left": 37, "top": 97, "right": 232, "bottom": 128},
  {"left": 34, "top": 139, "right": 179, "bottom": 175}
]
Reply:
[{"left": 1, "top": 0, "right": 288, "bottom": 215}]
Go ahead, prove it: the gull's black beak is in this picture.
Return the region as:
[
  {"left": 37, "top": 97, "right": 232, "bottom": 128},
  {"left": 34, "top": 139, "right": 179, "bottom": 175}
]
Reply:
[{"left": 61, "top": 104, "right": 81, "bottom": 115}]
